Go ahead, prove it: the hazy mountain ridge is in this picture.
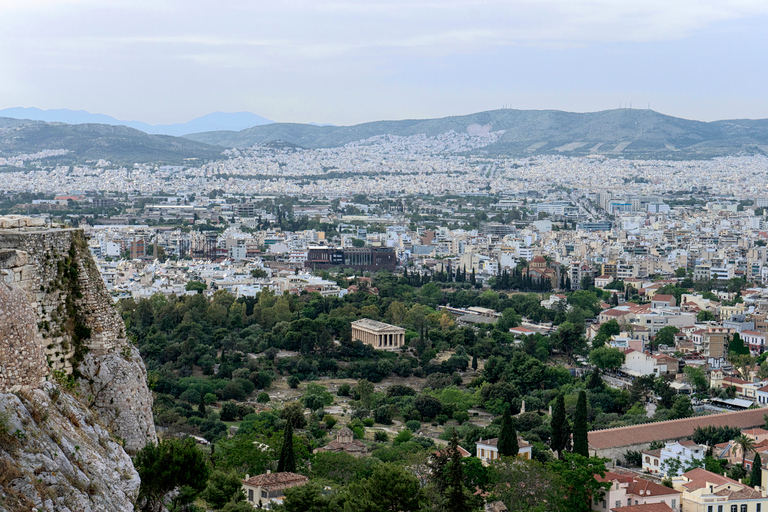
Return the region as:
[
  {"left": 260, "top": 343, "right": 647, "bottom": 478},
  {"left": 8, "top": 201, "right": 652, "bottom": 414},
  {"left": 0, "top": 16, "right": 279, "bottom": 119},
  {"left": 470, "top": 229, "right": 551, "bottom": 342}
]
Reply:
[
  {"left": 184, "top": 109, "right": 768, "bottom": 158},
  {"left": 0, "top": 108, "right": 274, "bottom": 136},
  {"left": 0, "top": 120, "right": 224, "bottom": 164}
]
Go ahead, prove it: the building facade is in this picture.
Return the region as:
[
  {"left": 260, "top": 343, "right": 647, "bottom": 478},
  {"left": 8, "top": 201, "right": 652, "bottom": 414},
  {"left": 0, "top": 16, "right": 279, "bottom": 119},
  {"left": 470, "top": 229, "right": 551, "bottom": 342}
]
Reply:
[{"left": 351, "top": 319, "right": 405, "bottom": 350}]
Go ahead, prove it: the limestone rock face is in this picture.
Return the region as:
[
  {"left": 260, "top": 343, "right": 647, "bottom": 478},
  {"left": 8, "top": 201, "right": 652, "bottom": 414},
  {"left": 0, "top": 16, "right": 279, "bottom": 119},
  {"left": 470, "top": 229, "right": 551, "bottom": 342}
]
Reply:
[
  {"left": 0, "top": 383, "right": 140, "bottom": 512},
  {"left": 78, "top": 347, "right": 157, "bottom": 454}
]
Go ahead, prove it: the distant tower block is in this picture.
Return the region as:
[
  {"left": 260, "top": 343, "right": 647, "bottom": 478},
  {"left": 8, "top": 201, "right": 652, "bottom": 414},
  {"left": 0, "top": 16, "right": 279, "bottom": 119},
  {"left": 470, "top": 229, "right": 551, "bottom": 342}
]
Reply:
[{"left": 351, "top": 319, "right": 406, "bottom": 350}]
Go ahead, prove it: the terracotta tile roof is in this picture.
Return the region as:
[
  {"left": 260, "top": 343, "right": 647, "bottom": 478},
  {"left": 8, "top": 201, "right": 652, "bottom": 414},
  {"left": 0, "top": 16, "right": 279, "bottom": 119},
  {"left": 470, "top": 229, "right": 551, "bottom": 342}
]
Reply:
[
  {"left": 641, "top": 448, "right": 662, "bottom": 457},
  {"left": 680, "top": 468, "right": 739, "bottom": 491},
  {"left": 243, "top": 472, "right": 309, "bottom": 492},
  {"left": 653, "top": 295, "right": 675, "bottom": 302},
  {"left": 626, "top": 478, "right": 681, "bottom": 497},
  {"left": 611, "top": 504, "right": 674, "bottom": 512},
  {"left": 478, "top": 437, "right": 532, "bottom": 449},
  {"left": 588, "top": 408, "right": 768, "bottom": 450}
]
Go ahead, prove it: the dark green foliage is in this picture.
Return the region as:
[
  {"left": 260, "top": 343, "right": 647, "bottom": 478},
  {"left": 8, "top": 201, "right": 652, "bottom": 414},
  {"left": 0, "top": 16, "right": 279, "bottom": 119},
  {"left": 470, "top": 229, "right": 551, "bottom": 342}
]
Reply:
[
  {"left": 277, "top": 421, "right": 296, "bottom": 473},
  {"left": 729, "top": 332, "right": 750, "bottom": 357},
  {"left": 201, "top": 470, "right": 244, "bottom": 509},
  {"left": 441, "top": 432, "right": 476, "bottom": 512},
  {"left": 134, "top": 438, "right": 209, "bottom": 511},
  {"left": 548, "top": 453, "right": 611, "bottom": 512},
  {"left": 550, "top": 394, "right": 569, "bottom": 458},
  {"left": 497, "top": 407, "right": 519, "bottom": 457},
  {"left": 751, "top": 452, "right": 763, "bottom": 487},
  {"left": 220, "top": 401, "right": 238, "bottom": 422},
  {"left": 414, "top": 394, "right": 442, "bottom": 421},
  {"left": 692, "top": 425, "right": 741, "bottom": 446},
  {"left": 572, "top": 391, "right": 589, "bottom": 457}
]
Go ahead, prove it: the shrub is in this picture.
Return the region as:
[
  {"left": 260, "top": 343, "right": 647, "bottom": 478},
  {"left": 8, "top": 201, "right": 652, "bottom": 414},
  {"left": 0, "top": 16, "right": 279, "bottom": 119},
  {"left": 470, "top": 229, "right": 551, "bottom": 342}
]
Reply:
[
  {"left": 405, "top": 420, "right": 421, "bottom": 432},
  {"left": 362, "top": 418, "right": 375, "bottom": 427},
  {"left": 374, "top": 431, "right": 388, "bottom": 443},
  {"left": 256, "top": 392, "right": 270, "bottom": 403},
  {"left": 323, "top": 415, "right": 337, "bottom": 429},
  {"left": 287, "top": 376, "right": 300, "bottom": 389}
]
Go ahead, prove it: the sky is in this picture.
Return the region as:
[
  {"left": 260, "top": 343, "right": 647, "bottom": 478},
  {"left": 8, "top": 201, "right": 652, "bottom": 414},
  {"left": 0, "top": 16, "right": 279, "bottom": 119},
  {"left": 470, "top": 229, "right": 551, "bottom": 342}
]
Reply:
[{"left": 1, "top": 0, "right": 768, "bottom": 126}]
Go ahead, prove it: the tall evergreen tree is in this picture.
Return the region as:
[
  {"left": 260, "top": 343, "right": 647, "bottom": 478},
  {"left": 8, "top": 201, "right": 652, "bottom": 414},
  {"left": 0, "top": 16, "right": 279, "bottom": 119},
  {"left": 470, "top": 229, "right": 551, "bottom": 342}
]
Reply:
[
  {"left": 750, "top": 452, "right": 762, "bottom": 487},
  {"left": 442, "top": 432, "right": 473, "bottom": 512},
  {"left": 573, "top": 390, "right": 589, "bottom": 457},
  {"left": 198, "top": 388, "right": 206, "bottom": 416},
  {"left": 277, "top": 421, "right": 296, "bottom": 473},
  {"left": 497, "top": 406, "right": 519, "bottom": 457},
  {"left": 586, "top": 368, "right": 603, "bottom": 390},
  {"left": 471, "top": 351, "right": 478, "bottom": 371},
  {"left": 551, "top": 394, "right": 569, "bottom": 459}
]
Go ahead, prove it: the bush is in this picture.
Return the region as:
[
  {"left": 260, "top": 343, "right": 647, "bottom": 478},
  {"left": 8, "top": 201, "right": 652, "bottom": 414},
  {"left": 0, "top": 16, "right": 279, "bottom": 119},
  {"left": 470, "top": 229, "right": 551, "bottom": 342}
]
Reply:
[
  {"left": 435, "top": 414, "right": 449, "bottom": 425},
  {"left": 337, "top": 383, "right": 351, "bottom": 396},
  {"left": 323, "top": 415, "right": 337, "bottom": 429},
  {"left": 362, "top": 417, "right": 375, "bottom": 427},
  {"left": 220, "top": 401, "right": 238, "bottom": 422},
  {"left": 405, "top": 420, "right": 421, "bottom": 432},
  {"left": 256, "top": 392, "right": 270, "bottom": 403},
  {"left": 204, "top": 393, "right": 218, "bottom": 404},
  {"left": 374, "top": 406, "right": 393, "bottom": 425},
  {"left": 393, "top": 429, "right": 413, "bottom": 446},
  {"left": 414, "top": 394, "right": 442, "bottom": 421},
  {"left": 374, "top": 431, "right": 388, "bottom": 443},
  {"left": 288, "top": 376, "right": 300, "bottom": 389},
  {"left": 453, "top": 411, "right": 469, "bottom": 424}
]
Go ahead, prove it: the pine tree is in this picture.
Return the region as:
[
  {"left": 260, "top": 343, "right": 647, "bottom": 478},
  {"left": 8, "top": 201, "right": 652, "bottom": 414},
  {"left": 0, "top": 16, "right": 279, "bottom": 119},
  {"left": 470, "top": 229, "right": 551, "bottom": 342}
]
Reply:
[
  {"left": 277, "top": 421, "right": 296, "bottom": 473},
  {"left": 551, "top": 394, "right": 569, "bottom": 459},
  {"left": 750, "top": 452, "right": 762, "bottom": 488},
  {"left": 573, "top": 390, "right": 589, "bottom": 457},
  {"left": 497, "top": 406, "right": 519, "bottom": 457}
]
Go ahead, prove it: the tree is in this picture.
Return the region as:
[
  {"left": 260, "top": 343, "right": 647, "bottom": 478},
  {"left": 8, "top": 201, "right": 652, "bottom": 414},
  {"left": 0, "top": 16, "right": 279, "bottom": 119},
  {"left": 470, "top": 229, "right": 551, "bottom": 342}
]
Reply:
[
  {"left": 675, "top": 267, "right": 687, "bottom": 278},
  {"left": 572, "top": 390, "right": 589, "bottom": 457},
  {"left": 345, "top": 463, "right": 426, "bottom": 512},
  {"left": 670, "top": 395, "right": 693, "bottom": 420},
  {"left": 551, "top": 321, "right": 587, "bottom": 364},
  {"left": 683, "top": 366, "right": 709, "bottom": 394},
  {"left": 356, "top": 379, "right": 375, "bottom": 409},
  {"left": 185, "top": 280, "right": 208, "bottom": 293},
  {"left": 440, "top": 432, "right": 476, "bottom": 512},
  {"left": 414, "top": 394, "right": 443, "bottom": 420},
  {"left": 589, "top": 346, "right": 625, "bottom": 371},
  {"left": 551, "top": 394, "right": 569, "bottom": 459},
  {"left": 198, "top": 389, "right": 207, "bottom": 416},
  {"left": 471, "top": 351, "right": 478, "bottom": 371},
  {"left": 734, "top": 434, "right": 757, "bottom": 467},
  {"left": 277, "top": 421, "right": 296, "bottom": 473},
  {"left": 751, "top": 452, "right": 763, "bottom": 487},
  {"left": 728, "top": 332, "right": 750, "bottom": 358},
  {"left": 696, "top": 310, "right": 715, "bottom": 322},
  {"left": 134, "top": 438, "right": 209, "bottom": 512},
  {"left": 490, "top": 458, "right": 561, "bottom": 512},
  {"left": 651, "top": 326, "right": 679, "bottom": 350},
  {"left": 201, "top": 470, "right": 245, "bottom": 509},
  {"left": 498, "top": 406, "right": 519, "bottom": 457},
  {"left": 548, "top": 453, "right": 611, "bottom": 512}
]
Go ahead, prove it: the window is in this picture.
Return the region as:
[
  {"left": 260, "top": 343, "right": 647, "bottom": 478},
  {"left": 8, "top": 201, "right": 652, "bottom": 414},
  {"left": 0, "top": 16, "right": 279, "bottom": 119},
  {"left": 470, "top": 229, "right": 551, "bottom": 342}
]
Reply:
[
  {"left": 671, "top": 500, "right": 676, "bottom": 510},
  {"left": 731, "top": 505, "right": 737, "bottom": 512},
  {"left": 707, "top": 507, "right": 713, "bottom": 512},
  {"left": 757, "top": 504, "right": 762, "bottom": 512},
  {"left": 741, "top": 505, "right": 747, "bottom": 512},
  {"left": 718, "top": 506, "right": 723, "bottom": 512},
  {"left": 248, "top": 490, "right": 253, "bottom": 502},
  {"left": 616, "top": 501, "right": 621, "bottom": 509},
  {"left": 262, "top": 491, "right": 268, "bottom": 498}
]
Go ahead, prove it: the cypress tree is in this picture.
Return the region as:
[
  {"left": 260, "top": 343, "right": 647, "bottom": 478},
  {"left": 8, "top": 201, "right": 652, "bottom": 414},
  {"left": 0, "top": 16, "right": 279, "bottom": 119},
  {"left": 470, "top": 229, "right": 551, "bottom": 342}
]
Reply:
[
  {"left": 573, "top": 390, "right": 589, "bottom": 457},
  {"left": 750, "top": 452, "right": 762, "bottom": 487},
  {"left": 497, "top": 406, "right": 519, "bottom": 457},
  {"left": 551, "top": 394, "right": 569, "bottom": 458},
  {"left": 587, "top": 368, "right": 603, "bottom": 390},
  {"left": 471, "top": 351, "right": 478, "bottom": 371},
  {"left": 198, "top": 388, "right": 206, "bottom": 416},
  {"left": 442, "top": 431, "right": 471, "bottom": 512},
  {"left": 277, "top": 421, "right": 296, "bottom": 473}
]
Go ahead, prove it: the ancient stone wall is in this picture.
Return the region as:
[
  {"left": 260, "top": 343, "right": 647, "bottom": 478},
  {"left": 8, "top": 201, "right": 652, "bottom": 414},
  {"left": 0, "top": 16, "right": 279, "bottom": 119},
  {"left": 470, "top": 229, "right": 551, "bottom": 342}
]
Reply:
[
  {"left": 0, "top": 281, "right": 49, "bottom": 391},
  {"left": 0, "top": 228, "right": 126, "bottom": 373},
  {"left": 0, "top": 221, "right": 156, "bottom": 452}
]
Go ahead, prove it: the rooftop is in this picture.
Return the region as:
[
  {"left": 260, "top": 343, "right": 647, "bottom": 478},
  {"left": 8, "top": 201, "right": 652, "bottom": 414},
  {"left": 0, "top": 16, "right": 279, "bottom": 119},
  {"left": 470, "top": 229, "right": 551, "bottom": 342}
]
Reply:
[
  {"left": 350, "top": 318, "right": 405, "bottom": 332},
  {"left": 588, "top": 408, "right": 767, "bottom": 450}
]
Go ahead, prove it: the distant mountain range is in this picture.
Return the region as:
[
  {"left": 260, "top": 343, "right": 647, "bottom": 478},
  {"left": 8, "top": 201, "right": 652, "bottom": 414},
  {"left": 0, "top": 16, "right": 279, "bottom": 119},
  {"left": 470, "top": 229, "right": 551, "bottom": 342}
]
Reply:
[
  {"left": 3, "top": 108, "right": 768, "bottom": 162},
  {"left": 0, "top": 119, "right": 223, "bottom": 164},
  {"left": 0, "top": 108, "right": 274, "bottom": 136},
  {"left": 184, "top": 108, "right": 768, "bottom": 159}
]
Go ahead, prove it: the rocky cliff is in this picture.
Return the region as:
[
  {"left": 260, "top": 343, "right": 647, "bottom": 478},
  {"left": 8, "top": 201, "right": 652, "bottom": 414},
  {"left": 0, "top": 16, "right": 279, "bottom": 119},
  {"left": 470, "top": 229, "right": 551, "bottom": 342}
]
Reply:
[{"left": 0, "top": 218, "right": 156, "bottom": 511}]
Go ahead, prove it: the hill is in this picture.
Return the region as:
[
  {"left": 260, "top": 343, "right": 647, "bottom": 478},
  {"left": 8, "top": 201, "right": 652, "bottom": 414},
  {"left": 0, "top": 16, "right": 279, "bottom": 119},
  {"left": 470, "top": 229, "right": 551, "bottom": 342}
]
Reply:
[
  {"left": 184, "top": 108, "right": 768, "bottom": 158},
  {"left": 0, "top": 119, "right": 225, "bottom": 164},
  {"left": 0, "top": 108, "right": 274, "bottom": 136}
]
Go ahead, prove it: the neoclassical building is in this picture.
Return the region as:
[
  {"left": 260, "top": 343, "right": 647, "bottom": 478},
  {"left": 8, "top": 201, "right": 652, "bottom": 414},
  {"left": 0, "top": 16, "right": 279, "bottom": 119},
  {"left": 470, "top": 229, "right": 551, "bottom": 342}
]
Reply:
[{"left": 351, "top": 319, "right": 405, "bottom": 350}]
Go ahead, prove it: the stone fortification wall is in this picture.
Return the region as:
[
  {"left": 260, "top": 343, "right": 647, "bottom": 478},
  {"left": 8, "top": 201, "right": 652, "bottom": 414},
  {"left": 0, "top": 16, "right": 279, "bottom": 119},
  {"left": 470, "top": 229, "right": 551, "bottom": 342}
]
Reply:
[
  {"left": 0, "top": 228, "right": 125, "bottom": 373},
  {"left": 0, "top": 222, "right": 156, "bottom": 452},
  {"left": 0, "top": 281, "right": 49, "bottom": 391}
]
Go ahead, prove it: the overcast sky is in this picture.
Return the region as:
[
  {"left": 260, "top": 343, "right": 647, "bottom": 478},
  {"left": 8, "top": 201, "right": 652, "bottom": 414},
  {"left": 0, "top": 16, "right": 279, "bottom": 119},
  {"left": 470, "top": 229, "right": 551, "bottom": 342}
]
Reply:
[{"left": 2, "top": 0, "right": 767, "bottom": 125}]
